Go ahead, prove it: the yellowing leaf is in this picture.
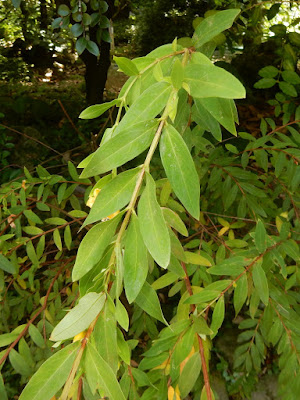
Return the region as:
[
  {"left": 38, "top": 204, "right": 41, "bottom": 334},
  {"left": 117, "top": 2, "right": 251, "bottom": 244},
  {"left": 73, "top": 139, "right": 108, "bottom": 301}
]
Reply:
[
  {"left": 73, "top": 331, "right": 86, "bottom": 342},
  {"left": 168, "top": 385, "right": 181, "bottom": 400},
  {"left": 218, "top": 226, "right": 229, "bottom": 236}
]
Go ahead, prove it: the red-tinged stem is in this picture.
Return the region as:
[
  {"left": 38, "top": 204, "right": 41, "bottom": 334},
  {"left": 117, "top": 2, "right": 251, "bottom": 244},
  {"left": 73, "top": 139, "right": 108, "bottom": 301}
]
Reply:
[
  {"left": 181, "top": 261, "right": 212, "bottom": 400},
  {"left": 0, "top": 259, "right": 72, "bottom": 367}
]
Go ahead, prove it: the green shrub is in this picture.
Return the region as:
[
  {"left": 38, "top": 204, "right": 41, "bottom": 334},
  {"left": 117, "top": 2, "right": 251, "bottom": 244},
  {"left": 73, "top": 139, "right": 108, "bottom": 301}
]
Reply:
[{"left": 0, "top": 9, "right": 299, "bottom": 400}]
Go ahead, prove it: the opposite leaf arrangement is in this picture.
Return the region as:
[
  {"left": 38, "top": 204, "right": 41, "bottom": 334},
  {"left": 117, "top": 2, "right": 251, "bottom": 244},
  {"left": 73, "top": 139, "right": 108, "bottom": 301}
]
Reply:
[{"left": 11, "top": 8, "right": 300, "bottom": 400}]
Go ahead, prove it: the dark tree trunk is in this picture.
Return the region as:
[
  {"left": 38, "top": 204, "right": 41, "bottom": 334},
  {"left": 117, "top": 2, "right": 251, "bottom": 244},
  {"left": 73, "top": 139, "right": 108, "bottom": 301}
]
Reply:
[
  {"left": 80, "top": 0, "right": 115, "bottom": 105},
  {"left": 81, "top": 39, "right": 111, "bottom": 105},
  {"left": 40, "top": 0, "right": 49, "bottom": 30}
]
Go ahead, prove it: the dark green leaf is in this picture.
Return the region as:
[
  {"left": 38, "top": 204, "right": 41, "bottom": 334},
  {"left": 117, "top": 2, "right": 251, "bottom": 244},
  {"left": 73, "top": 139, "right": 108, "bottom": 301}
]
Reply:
[
  {"left": 252, "top": 262, "right": 269, "bottom": 305},
  {"left": 124, "top": 214, "right": 149, "bottom": 303},
  {"left": 138, "top": 173, "right": 170, "bottom": 269},
  {"left": 160, "top": 124, "right": 200, "bottom": 219}
]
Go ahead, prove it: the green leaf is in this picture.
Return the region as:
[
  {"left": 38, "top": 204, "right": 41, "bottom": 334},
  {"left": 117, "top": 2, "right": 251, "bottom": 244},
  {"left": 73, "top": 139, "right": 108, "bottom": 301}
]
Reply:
[
  {"left": 0, "top": 374, "right": 8, "bottom": 400},
  {"left": 23, "top": 209, "right": 43, "bottom": 224},
  {"left": 192, "top": 99, "right": 222, "bottom": 140},
  {"left": 152, "top": 272, "right": 178, "bottom": 290},
  {"left": 28, "top": 325, "right": 45, "bottom": 348},
  {"left": 193, "top": 9, "right": 240, "bottom": 48},
  {"left": 72, "top": 216, "right": 121, "bottom": 281},
  {"left": 184, "top": 289, "right": 219, "bottom": 304},
  {"left": 160, "top": 124, "right": 200, "bottom": 219},
  {"left": 58, "top": 4, "right": 70, "bottom": 17},
  {"left": 84, "top": 168, "right": 140, "bottom": 226},
  {"left": 234, "top": 274, "right": 248, "bottom": 316},
  {"left": 114, "top": 56, "right": 139, "bottom": 76},
  {"left": 9, "top": 349, "right": 32, "bottom": 376},
  {"left": 79, "top": 99, "right": 119, "bottom": 119},
  {"left": 93, "top": 301, "right": 118, "bottom": 374},
  {"left": 184, "top": 251, "right": 211, "bottom": 266},
  {"left": 53, "top": 228, "right": 62, "bottom": 251},
  {"left": 76, "top": 37, "right": 87, "bottom": 55},
  {"left": 254, "top": 78, "right": 277, "bottom": 89},
  {"left": 0, "top": 254, "right": 17, "bottom": 274},
  {"left": 50, "top": 292, "right": 106, "bottom": 341},
  {"left": 124, "top": 214, "right": 149, "bottom": 303},
  {"left": 184, "top": 63, "right": 245, "bottom": 99},
  {"left": 255, "top": 220, "right": 267, "bottom": 253},
  {"left": 138, "top": 173, "right": 170, "bottom": 269},
  {"left": 162, "top": 207, "right": 188, "bottom": 236},
  {"left": 86, "top": 40, "right": 100, "bottom": 57},
  {"left": 45, "top": 217, "right": 67, "bottom": 225},
  {"left": 81, "top": 120, "right": 158, "bottom": 177},
  {"left": 135, "top": 282, "right": 168, "bottom": 324},
  {"left": 19, "top": 342, "right": 80, "bottom": 400},
  {"left": 171, "top": 59, "right": 184, "bottom": 90},
  {"left": 71, "top": 23, "right": 84, "bottom": 37},
  {"left": 279, "top": 81, "right": 297, "bottom": 97},
  {"left": 178, "top": 352, "right": 201, "bottom": 398},
  {"left": 85, "top": 344, "right": 126, "bottom": 400},
  {"left": 26, "top": 241, "right": 39, "bottom": 265},
  {"left": 114, "top": 81, "right": 172, "bottom": 136},
  {"left": 258, "top": 66, "right": 279, "bottom": 78},
  {"left": 210, "top": 296, "right": 225, "bottom": 337},
  {"left": 115, "top": 299, "right": 129, "bottom": 331},
  {"left": 201, "top": 98, "right": 238, "bottom": 136},
  {"left": 209, "top": 256, "right": 248, "bottom": 276},
  {"left": 282, "top": 70, "right": 300, "bottom": 84},
  {"left": 252, "top": 262, "right": 269, "bottom": 305}
]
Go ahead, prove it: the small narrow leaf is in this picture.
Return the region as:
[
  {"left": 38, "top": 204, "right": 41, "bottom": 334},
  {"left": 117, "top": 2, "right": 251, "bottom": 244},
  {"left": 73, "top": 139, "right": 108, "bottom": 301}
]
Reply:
[
  {"left": 135, "top": 282, "right": 168, "bottom": 324},
  {"left": 51, "top": 292, "right": 106, "bottom": 341},
  {"left": 79, "top": 99, "right": 119, "bottom": 119},
  {"left": 234, "top": 273, "right": 248, "bottom": 316},
  {"left": 114, "top": 56, "right": 139, "bottom": 76},
  {"left": 210, "top": 296, "right": 225, "bottom": 337},
  {"left": 0, "top": 254, "right": 17, "bottom": 274},
  {"left": 162, "top": 208, "right": 188, "bottom": 236},
  {"left": 138, "top": 173, "right": 171, "bottom": 268},
  {"left": 255, "top": 220, "right": 267, "bottom": 253},
  {"left": 124, "top": 214, "right": 149, "bottom": 303},
  {"left": 184, "top": 251, "right": 211, "bottom": 266},
  {"left": 252, "top": 263, "right": 269, "bottom": 305},
  {"left": 160, "top": 124, "right": 200, "bottom": 219}
]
